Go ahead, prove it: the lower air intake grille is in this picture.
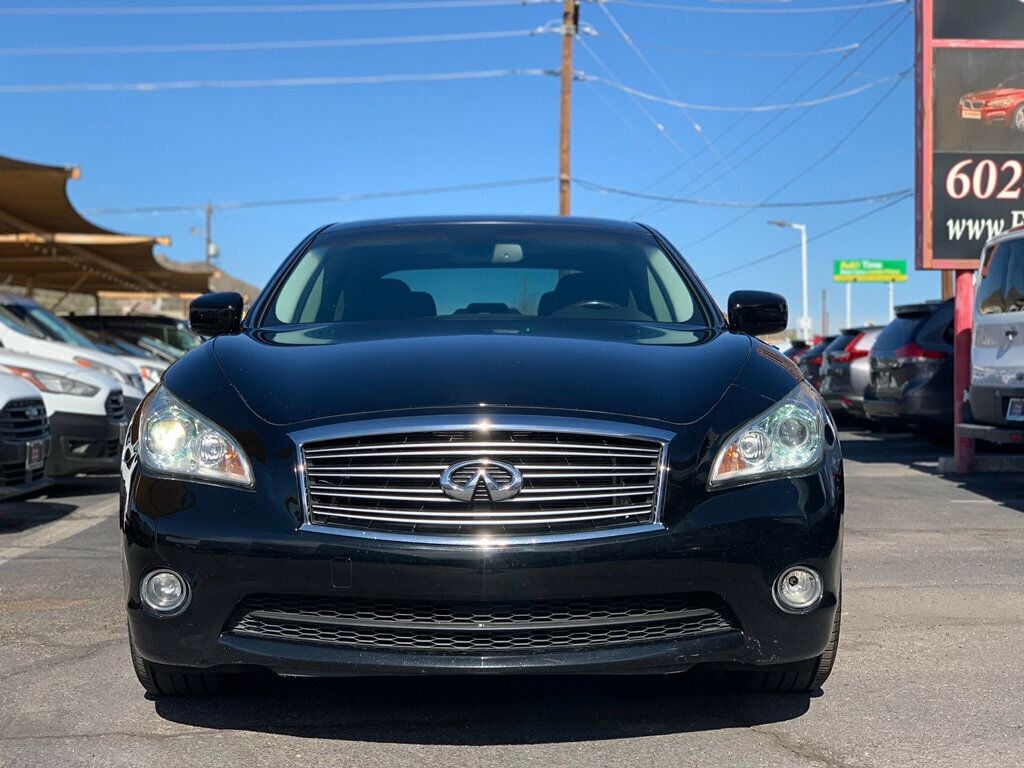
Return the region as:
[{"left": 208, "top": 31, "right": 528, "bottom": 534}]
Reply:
[{"left": 226, "top": 594, "right": 738, "bottom": 653}]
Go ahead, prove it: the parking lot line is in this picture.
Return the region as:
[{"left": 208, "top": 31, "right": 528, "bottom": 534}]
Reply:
[{"left": 0, "top": 495, "right": 118, "bottom": 567}]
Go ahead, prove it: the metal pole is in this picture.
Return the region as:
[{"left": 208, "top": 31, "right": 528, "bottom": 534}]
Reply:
[
  {"left": 558, "top": 0, "right": 579, "bottom": 216},
  {"left": 888, "top": 281, "right": 895, "bottom": 321},
  {"left": 845, "top": 283, "right": 852, "bottom": 329},
  {"left": 821, "top": 288, "right": 828, "bottom": 337},
  {"left": 953, "top": 269, "right": 975, "bottom": 473},
  {"left": 795, "top": 224, "right": 810, "bottom": 340},
  {"left": 204, "top": 204, "right": 214, "bottom": 265}
]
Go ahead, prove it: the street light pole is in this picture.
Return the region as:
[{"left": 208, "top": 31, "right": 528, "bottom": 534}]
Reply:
[
  {"left": 846, "top": 282, "right": 852, "bottom": 329},
  {"left": 769, "top": 220, "right": 813, "bottom": 341}
]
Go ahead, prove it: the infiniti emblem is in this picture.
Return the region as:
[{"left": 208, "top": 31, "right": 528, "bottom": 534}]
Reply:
[{"left": 439, "top": 459, "right": 524, "bottom": 502}]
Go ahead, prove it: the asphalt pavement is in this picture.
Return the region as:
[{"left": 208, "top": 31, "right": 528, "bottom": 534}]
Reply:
[{"left": 1, "top": 430, "right": 1022, "bottom": 768}]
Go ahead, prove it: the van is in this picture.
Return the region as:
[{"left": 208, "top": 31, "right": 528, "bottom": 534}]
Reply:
[{"left": 971, "top": 229, "right": 1024, "bottom": 428}]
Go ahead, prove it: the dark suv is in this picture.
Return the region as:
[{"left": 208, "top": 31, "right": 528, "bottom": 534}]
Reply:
[
  {"left": 820, "top": 328, "right": 882, "bottom": 420},
  {"left": 797, "top": 336, "right": 837, "bottom": 390},
  {"left": 864, "top": 300, "right": 954, "bottom": 432}
]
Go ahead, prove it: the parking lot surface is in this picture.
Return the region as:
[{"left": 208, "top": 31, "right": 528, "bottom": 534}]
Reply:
[{"left": 1, "top": 430, "right": 1022, "bottom": 768}]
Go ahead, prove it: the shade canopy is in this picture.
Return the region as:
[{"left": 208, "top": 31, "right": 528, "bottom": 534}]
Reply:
[{"left": 0, "top": 155, "right": 211, "bottom": 294}]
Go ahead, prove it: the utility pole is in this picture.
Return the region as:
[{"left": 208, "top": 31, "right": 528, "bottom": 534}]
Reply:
[
  {"left": 845, "top": 282, "right": 852, "bottom": 329},
  {"left": 204, "top": 204, "right": 214, "bottom": 265},
  {"left": 558, "top": 0, "right": 579, "bottom": 216},
  {"left": 821, "top": 288, "right": 828, "bottom": 337}
]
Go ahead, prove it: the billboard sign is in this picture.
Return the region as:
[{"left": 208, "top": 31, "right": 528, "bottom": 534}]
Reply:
[
  {"left": 918, "top": 0, "right": 1024, "bottom": 270},
  {"left": 833, "top": 259, "right": 907, "bottom": 283}
]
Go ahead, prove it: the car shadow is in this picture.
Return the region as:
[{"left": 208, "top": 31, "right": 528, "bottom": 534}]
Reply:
[
  {"left": 0, "top": 476, "right": 118, "bottom": 534},
  {"left": 153, "top": 671, "right": 813, "bottom": 744}
]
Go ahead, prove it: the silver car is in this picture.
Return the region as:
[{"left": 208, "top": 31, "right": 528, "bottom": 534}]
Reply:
[
  {"left": 820, "top": 327, "right": 882, "bottom": 420},
  {"left": 971, "top": 229, "right": 1024, "bottom": 427}
]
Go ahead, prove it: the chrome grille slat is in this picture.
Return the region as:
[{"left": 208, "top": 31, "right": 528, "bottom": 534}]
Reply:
[
  {"left": 299, "top": 425, "right": 668, "bottom": 538},
  {"left": 304, "top": 440, "right": 660, "bottom": 455},
  {"left": 305, "top": 448, "right": 661, "bottom": 459},
  {"left": 307, "top": 505, "right": 651, "bottom": 524}
]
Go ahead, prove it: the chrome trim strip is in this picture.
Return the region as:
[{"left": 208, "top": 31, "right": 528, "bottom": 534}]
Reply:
[{"left": 291, "top": 414, "right": 674, "bottom": 547}]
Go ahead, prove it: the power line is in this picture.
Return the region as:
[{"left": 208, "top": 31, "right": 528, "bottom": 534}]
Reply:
[
  {"left": 583, "top": 69, "right": 906, "bottom": 113},
  {"left": 577, "top": 37, "right": 691, "bottom": 159},
  {"left": 628, "top": 4, "right": 909, "bottom": 219},
  {"left": 0, "top": 29, "right": 545, "bottom": 57},
  {"left": 682, "top": 65, "right": 911, "bottom": 248},
  {"left": 702, "top": 192, "right": 913, "bottom": 281},
  {"left": 574, "top": 179, "right": 912, "bottom": 208},
  {"left": 620, "top": 4, "right": 872, "bottom": 217},
  {"left": 83, "top": 176, "right": 558, "bottom": 216},
  {"left": 635, "top": 42, "right": 861, "bottom": 59},
  {"left": 0, "top": 1, "right": 557, "bottom": 16},
  {"left": 594, "top": 1, "right": 739, "bottom": 191},
  {"left": 0, "top": 67, "right": 554, "bottom": 94},
  {"left": 606, "top": 0, "right": 911, "bottom": 15}
]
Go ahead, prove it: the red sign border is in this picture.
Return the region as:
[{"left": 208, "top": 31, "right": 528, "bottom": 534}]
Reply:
[{"left": 916, "top": 1, "right": 1024, "bottom": 271}]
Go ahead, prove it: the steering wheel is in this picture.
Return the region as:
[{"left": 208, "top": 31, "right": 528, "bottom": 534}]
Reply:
[{"left": 563, "top": 299, "right": 621, "bottom": 311}]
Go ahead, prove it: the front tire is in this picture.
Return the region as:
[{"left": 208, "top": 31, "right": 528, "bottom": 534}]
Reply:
[
  {"left": 1013, "top": 105, "right": 1024, "bottom": 133},
  {"left": 129, "top": 631, "right": 228, "bottom": 696},
  {"left": 731, "top": 599, "right": 841, "bottom": 693}
]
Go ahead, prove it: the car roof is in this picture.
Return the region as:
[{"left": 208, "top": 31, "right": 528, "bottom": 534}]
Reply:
[{"left": 319, "top": 216, "right": 651, "bottom": 237}]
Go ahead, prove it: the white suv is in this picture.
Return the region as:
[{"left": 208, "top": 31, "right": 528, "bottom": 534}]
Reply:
[
  {"left": 971, "top": 228, "right": 1024, "bottom": 427},
  {"left": 0, "top": 350, "right": 126, "bottom": 478},
  {"left": 0, "top": 372, "right": 51, "bottom": 499},
  {"left": 0, "top": 300, "right": 146, "bottom": 411}
]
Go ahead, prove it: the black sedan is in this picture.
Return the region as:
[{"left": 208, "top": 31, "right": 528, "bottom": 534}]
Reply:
[{"left": 121, "top": 217, "right": 843, "bottom": 696}]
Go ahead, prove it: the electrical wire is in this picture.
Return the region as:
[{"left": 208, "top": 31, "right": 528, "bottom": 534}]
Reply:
[
  {"left": 629, "top": 4, "right": 909, "bottom": 219},
  {"left": 83, "top": 176, "right": 558, "bottom": 216},
  {"left": 595, "top": 1, "right": 740, "bottom": 191},
  {"left": 577, "top": 37, "right": 691, "bottom": 160},
  {"left": 702, "top": 191, "right": 913, "bottom": 281},
  {"left": 0, "top": 29, "right": 544, "bottom": 57},
  {"left": 0, "top": 67, "right": 554, "bottom": 94},
  {"left": 682, "top": 67, "right": 911, "bottom": 248},
  {"left": 0, "top": 1, "right": 558, "bottom": 16},
  {"left": 606, "top": 0, "right": 911, "bottom": 15},
  {"left": 574, "top": 179, "right": 912, "bottom": 209},
  {"left": 635, "top": 42, "right": 861, "bottom": 59},
  {"left": 583, "top": 69, "right": 905, "bottom": 113}
]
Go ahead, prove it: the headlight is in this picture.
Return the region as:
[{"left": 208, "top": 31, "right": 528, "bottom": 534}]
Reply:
[
  {"left": 988, "top": 98, "right": 1014, "bottom": 108},
  {"left": 0, "top": 365, "right": 100, "bottom": 397},
  {"left": 139, "top": 386, "right": 253, "bottom": 488},
  {"left": 74, "top": 356, "right": 128, "bottom": 385},
  {"left": 709, "top": 382, "right": 827, "bottom": 489}
]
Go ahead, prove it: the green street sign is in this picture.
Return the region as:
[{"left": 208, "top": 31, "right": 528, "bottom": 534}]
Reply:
[{"left": 833, "top": 259, "right": 908, "bottom": 283}]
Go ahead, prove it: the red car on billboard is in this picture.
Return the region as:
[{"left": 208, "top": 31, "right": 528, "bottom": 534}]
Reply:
[{"left": 958, "top": 74, "right": 1024, "bottom": 132}]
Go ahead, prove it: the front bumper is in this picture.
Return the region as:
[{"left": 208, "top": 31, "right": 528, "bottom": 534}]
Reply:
[
  {"left": 47, "top": 411, "right": 125, "bottom": 477},
  {"left": 125, "top": 464, "right": 843, "bottom": 678}
]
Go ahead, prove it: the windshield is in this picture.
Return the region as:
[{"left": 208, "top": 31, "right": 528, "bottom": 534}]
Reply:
[
  {"left": 261, "top": 225, "right": 708, "bottom": 328},
  {"left": 0, "top": 305, "right": 47, "bottom": 339},
  {"left": 7, "top": 304, "right": 100, "bottom": 348}
]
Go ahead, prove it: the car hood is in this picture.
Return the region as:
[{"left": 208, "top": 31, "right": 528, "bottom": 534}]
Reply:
[
  {"left": 963, "top": 88, "right": 1022, "bottom": 101},
  {"left": 207, "top": 320, "right": 752, "bottom": 427}
]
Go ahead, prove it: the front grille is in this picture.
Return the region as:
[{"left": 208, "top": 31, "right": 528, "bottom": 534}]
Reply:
[
  {"left": 963, "top": 99, "right": 985, "bottom": 110},
  {"left": 0, "top": 398, "right": 49, "bottom": 441},
  {"left": 226, "top": 594, "right": 738, "bottom": 653},
  {"left": 300, "top": 427, "right": 667, "bottom": 537},
  {"left": 105, "top": 392, "right": 126, "bottom": 422}
]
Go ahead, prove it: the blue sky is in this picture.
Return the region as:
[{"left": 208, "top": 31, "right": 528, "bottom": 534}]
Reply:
[{"left": 0, "top": 0, "right": 925, "bottom": 332}]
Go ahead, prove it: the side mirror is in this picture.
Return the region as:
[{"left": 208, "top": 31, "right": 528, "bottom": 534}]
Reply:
[
  {"left": 189, "top": 292, "right": 243, "bottom": 337},
  {"left": 728, "top": 290, "right": 788, "bottom": 337}
]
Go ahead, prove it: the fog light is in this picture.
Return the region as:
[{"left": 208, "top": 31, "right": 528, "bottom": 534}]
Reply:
[
  {"left": 773, "top": 566, "right": 823, "bottom": 613},
  {"left": 140, "top": 569, "right": 188, "bottom": 613}
]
